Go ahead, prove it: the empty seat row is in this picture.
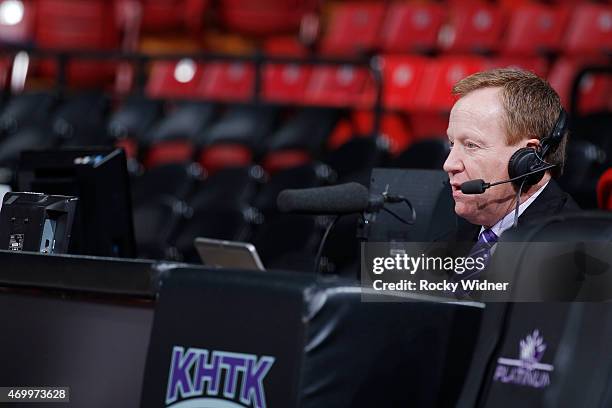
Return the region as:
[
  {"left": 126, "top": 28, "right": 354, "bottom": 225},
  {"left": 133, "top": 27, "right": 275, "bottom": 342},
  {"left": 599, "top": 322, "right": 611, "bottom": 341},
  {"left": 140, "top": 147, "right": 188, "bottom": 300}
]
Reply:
[
  {"left": 1, "top": 1, "right": 609, "bottom": 57},
  {"left": 0, "top": 0, "right": 608, "bottom": 102},
  {"left": 319, "top": 2, "right": 611, "bottom": 57},
  {"left": 143, "top": 56, "right": 611, "bottom": 114},
  {"left": 0, "top": 0, "right": 211, "bottom": 45}
]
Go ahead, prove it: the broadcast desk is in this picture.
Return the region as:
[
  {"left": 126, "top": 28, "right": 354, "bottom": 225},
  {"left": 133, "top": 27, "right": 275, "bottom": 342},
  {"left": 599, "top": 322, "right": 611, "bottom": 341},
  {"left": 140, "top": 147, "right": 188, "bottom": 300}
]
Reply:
[{"left": 0, "top": 250, "right": 482, "bottom": 408}]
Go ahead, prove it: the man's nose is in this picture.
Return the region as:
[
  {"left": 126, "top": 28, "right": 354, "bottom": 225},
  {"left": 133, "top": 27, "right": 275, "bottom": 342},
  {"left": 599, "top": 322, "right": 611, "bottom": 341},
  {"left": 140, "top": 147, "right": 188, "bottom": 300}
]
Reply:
[{"left": 443, "top": 145, "right": 463, "bottom": 174}]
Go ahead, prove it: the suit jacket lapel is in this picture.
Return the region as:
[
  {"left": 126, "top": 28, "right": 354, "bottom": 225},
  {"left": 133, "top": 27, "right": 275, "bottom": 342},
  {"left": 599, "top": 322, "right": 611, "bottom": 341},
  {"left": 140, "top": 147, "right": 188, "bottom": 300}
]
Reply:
[{"left": 517, "top": 180, "right": 572, "bottom": 227}]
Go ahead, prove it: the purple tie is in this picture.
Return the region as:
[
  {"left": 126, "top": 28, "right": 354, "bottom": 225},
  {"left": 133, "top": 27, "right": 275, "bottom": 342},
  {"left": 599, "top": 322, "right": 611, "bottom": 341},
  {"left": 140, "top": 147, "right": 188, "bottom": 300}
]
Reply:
[{"left": 451, "top": 228, "right": 498, "bottom": 297}]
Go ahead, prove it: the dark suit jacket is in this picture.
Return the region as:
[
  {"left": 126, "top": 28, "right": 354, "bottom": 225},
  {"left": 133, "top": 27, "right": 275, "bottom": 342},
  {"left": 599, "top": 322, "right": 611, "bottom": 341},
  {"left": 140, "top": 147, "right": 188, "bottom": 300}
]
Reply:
[
  {"left": 438, "top": 179, "right": 581, "bottom": 243},
  {"left": 453, "top": 182, "right": 580, "bottom": 408}
]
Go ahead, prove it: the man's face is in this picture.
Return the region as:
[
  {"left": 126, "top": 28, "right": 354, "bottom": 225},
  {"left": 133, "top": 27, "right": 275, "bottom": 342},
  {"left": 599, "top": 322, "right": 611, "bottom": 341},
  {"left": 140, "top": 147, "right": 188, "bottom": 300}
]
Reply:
[{"left": 443, "top": 87, "right": 522, "bottom": 227}]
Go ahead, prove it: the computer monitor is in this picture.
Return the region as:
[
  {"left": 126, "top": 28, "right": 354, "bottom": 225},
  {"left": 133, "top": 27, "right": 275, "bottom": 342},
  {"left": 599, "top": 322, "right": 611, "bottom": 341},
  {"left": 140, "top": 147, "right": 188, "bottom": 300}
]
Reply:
[
  {"left": 0, "top": 192, "right": 78, "bottom": 254},
  {"left": 365, "top": 168, "right": 457, "bottom": 242},
  {"left": 18, "top": 148, "right": 136, "bottom": 258}
]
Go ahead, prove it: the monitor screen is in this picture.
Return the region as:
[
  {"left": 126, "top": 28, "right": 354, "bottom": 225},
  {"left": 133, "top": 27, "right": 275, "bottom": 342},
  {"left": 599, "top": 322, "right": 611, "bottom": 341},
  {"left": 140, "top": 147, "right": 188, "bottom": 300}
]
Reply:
[{"left": 17, "top": 148, "right": 136, "bottom": 258}]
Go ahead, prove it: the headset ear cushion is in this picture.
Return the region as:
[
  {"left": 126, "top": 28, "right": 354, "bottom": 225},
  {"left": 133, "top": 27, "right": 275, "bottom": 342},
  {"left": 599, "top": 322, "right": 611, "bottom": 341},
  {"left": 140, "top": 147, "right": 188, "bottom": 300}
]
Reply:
[{"left": 508, "top": 147, "right": 545, "bottom": 186}]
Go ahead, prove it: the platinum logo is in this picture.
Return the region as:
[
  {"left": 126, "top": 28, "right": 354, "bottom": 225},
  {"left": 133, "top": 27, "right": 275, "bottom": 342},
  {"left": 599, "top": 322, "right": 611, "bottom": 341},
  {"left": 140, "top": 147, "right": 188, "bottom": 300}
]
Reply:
[
  {"left": 493, "top": 329, "right": 554, "bottom": 389},
  {"left": 165, "top": 346, "right": 275, "bottom": 408}
]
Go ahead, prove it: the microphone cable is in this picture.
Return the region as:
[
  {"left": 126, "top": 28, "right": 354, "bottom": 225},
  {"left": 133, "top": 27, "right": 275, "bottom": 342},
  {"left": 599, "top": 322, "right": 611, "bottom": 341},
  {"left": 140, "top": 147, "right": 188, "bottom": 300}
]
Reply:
[
  {"left": 512, "top": 152, "right": 552, "bottom": 228},
  {"left": 313, "top": 193, "right": 417, "bottom": 274},
  {"left": 314, "top": 215, "right": 341, "bottom": 274},
  {"left": 513, "top": 177, "right": 527, "bottom": 229},
  {"left": 380, "top": 194, "right": 417, "bottom": 226}
]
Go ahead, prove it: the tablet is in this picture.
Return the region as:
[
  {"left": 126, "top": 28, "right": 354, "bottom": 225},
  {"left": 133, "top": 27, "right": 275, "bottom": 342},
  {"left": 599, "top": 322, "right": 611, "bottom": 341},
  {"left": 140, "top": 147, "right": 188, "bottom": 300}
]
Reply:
[{"left": 194, "top": 237, "right": 265, "bottom": 271}]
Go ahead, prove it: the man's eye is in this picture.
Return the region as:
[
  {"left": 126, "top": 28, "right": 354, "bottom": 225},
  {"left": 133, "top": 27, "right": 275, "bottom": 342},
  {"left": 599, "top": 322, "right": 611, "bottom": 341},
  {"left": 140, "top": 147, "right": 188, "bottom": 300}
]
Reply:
[
  {"left": 466, "top": 142, "right": 478, "bottom": 149},
  {"left": 448, "top": 140, "right": 454, "bottom": 147}
]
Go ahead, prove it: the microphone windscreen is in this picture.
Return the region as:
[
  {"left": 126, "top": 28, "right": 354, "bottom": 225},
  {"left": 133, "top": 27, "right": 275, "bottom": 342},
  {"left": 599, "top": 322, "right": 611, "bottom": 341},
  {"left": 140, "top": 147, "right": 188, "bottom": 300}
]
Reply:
[
  {"left": 460, "top": 179, "right": 487, "bottom": 194},
  {"left": 277, "top": 182, "right": 370, "bottom": 214}
]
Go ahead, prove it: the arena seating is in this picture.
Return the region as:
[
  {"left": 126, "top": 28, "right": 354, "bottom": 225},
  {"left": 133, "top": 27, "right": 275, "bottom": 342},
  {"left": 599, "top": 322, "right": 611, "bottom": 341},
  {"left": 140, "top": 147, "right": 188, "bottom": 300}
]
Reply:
[
  {"left": 501, "top": 3, "right": 570, "bottom": 57},
  {"left": 598, "top": 168, "right": 612, "bottom": 210},
  {"left": 564, "top": 3, "right": 612, "bottom": 56},
  {"left": 263, "top": 63, "right": 312, "bottom": 104},
  {"left": 320, "top": 2, "right": 386, "bottom": 57},
  {"left": 438, "top": 3, "right": 505, "bottom": 54},
  {"left": 218, "top": 0, "right": 318, "bottom": 36},
  {"left": 138, "top": 0, "right": 210, "bottom": 35},
  {"left": 0, "top": 0, "right": 608, "bottom": 265},
  {"left": 380, "top": 3, "right": 445, "bottom": 54},
  {"left": 35, "top": 0, "right": 122, "bottom": 87}
]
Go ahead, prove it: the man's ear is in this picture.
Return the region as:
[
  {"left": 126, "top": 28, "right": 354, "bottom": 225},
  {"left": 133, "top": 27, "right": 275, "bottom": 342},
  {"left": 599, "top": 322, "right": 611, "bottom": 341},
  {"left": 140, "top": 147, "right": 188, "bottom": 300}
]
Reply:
[{"left": 525, "top": 138, "right": 541, "bottom": 149}]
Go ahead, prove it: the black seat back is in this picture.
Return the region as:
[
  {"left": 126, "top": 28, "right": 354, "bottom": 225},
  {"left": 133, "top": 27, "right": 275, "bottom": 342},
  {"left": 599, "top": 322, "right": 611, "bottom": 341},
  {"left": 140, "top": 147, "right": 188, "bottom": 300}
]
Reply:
[{"left": 140, "top": 267, "right": 483, "bottom": 408}]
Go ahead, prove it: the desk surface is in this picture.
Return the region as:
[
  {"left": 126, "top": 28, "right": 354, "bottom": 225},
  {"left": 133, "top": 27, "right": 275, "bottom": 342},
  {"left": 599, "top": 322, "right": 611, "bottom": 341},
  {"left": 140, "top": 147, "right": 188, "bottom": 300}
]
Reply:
[{"left": 0, "top": 250, "right": 166, "bottom": 298}]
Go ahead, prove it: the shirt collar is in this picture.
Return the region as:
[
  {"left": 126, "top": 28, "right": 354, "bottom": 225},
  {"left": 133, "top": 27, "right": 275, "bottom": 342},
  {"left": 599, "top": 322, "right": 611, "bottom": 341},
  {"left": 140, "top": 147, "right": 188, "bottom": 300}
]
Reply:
[{"left": 480, "top": 180, "right": 549, "bottom": 239}]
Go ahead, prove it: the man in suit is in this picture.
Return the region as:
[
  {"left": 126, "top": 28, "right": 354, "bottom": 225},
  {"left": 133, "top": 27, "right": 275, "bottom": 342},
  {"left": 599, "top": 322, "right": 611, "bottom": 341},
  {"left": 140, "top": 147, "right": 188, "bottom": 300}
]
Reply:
[{"left": 443, "top": 69, "right": 579, "bottom": 244}]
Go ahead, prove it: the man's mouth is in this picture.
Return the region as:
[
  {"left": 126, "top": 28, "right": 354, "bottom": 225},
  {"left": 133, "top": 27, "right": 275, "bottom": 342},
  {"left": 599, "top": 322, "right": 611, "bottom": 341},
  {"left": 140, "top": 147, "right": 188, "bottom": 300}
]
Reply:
[{"left": 450, "top": 182, "right": 464, "bottom": 198}]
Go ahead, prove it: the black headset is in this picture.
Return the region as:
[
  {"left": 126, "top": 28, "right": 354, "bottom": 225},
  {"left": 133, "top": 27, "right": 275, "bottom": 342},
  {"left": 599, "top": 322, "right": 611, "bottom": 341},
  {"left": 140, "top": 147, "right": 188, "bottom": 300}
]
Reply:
[{"left": 507, "top": 108, "right": 567, "bottom": 187}]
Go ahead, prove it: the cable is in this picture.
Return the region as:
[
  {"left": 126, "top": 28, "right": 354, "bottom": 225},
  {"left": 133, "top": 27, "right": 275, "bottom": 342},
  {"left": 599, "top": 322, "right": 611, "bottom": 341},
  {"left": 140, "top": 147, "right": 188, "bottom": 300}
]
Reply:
[
  {"left": 382, "top": 195, "right": 416, "bottom": 225},
  {"left": 488, "top": 163, "right": 557, "bottom": 188},
  {"left": 513, "top": 177, "right": 528, "bottom": 229},
  {"left": 314, "top": 215, "right": 340, "bottom": 274}
]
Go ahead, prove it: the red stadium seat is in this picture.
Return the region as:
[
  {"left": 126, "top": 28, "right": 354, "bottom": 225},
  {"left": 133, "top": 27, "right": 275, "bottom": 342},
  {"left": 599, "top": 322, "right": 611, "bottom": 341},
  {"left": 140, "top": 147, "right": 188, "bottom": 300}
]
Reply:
[
  {"left": 145, "top": 140, "right": 195, "bottom": 168},
  {"left": 139, "top": 0, "right": 209, "bottom": 34},
  {"left": 597, "top": 168, "right": 612, "bottom": 210},
  {"left": 351, "top": 110, "right": 413, "bottom": 155},
  {"left": 438, "top": 3, "right": 505, "bottom": 54},
  {"left": 502, "top": 4, "right": 570, "bottom": 56},
  {"left": 408, "top": 112, "right": 450, "bottom": 141},
  {"left": 146, "top": 59, "right": 206, "bottom": 99},
  {"left": 115, "top": 138, "right": 139, "bottom": 160},
  {"left": 34, "top": 0, "right": 121, "bottom": 86},
  {"left": 320, "top": 2, "right": 386, "bottom": 57},
  {"left": 408, "top": 56, "right": 486, "bottom": 139},
  {"left": 35, "top": 0, "right": 119, "bottom": 50},
  {"left": 484, "top": 56, "right": 549, "bottom": 77},
  {"left": 380, "top": 55, "right": 429, "bottom": 112},
  {"left": 197, "top": 61, "right": 255, "bottom": 102},
  {"left": 303, "top": 65, "right": 370, "bottom": 108},
  {"left": 326, "top": 116, "right": 353, "bottom": 151},
  {"left": 261, "top": 149, "right": 311, "bottom": 174},
  {"left": 198, "top": 144, "right": 253, "bottom": 174},
  {"left": 141, "top": 102, "right": 215, "bottom": 170},
  {"left": 263, "top": 36, "right": 309, "bottom": 57},
  {"left": 219, "top": 0, "right": 318, "bottom": 36},
  {"left": 380, "top": 3, "right": 445, "bottom": 54},
  {"left": 564, "top": 4, "right": 612, "bottom": 56},
  {"left": 418, "top": 56, "right": 487, "bottom": 111},
  {"left": 0, "top": 0, "right": 36, "bottom": 45},
  {"left": 548, "top": 57, "right": 612, "bottom": 114},
  {"left": 262, "top": 63, "right": 312, "bottom": 104},
  {"left": 497, "top": 0, "right": 532, "bottom": 11}
]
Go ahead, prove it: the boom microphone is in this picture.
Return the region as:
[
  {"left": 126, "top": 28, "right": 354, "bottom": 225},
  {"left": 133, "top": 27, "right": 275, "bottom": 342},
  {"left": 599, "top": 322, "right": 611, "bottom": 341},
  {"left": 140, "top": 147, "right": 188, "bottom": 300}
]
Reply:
[
  {"left": 460, "top": 179, "right": 489, "bottom": 194},
  {"left": 277, "top": 182, "right": 370, "bottom": 214},
  {"left": 460, "top": 164, "right": 557, "bottom": 195}
]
